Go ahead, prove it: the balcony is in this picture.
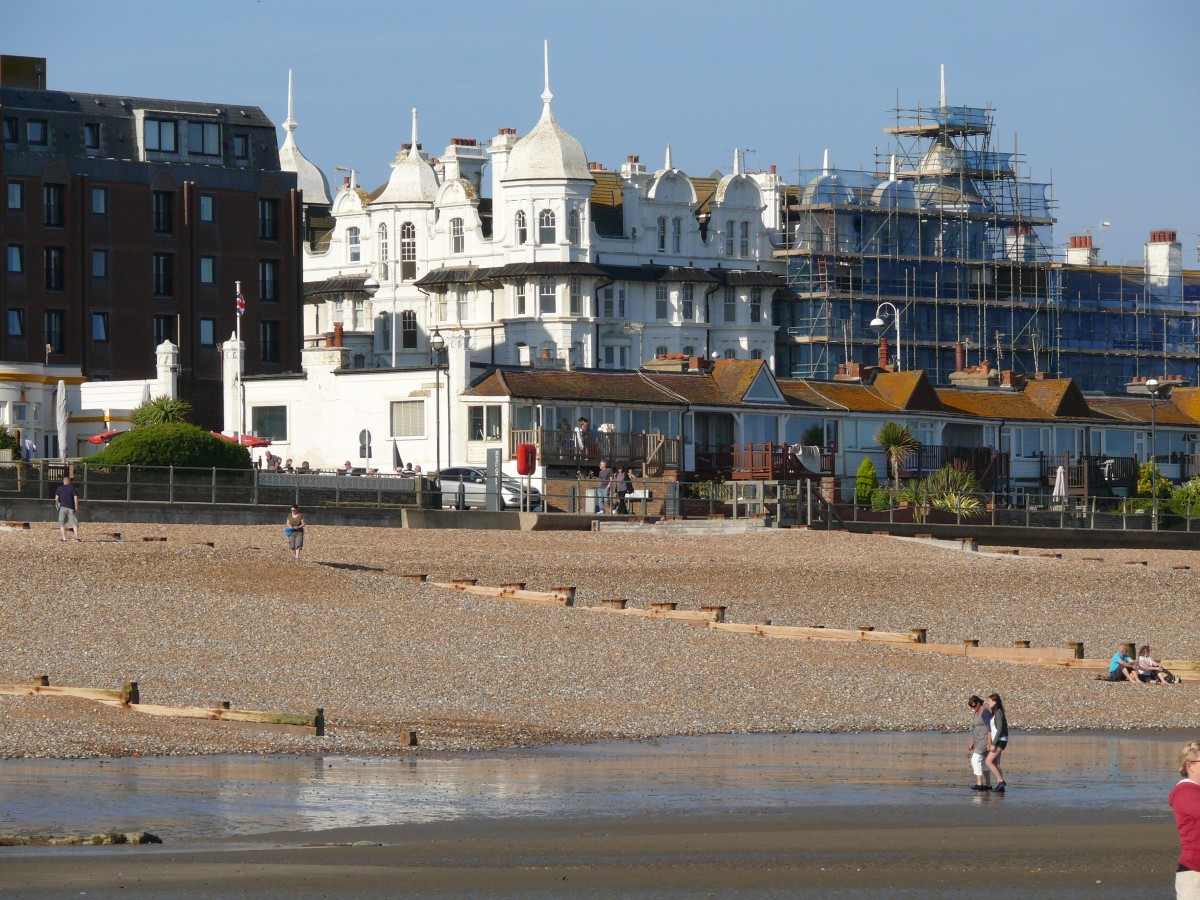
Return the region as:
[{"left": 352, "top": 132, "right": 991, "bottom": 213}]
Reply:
[
  {"left": 898, "top": 446, "right": 1010, "bottom": 492},
  {"left": 729, "top": 443, "right": 835, "bottom": 481},
  {"left": 510, "top": 428, "right": 680, "bottom": 473},
  {"left": 1039, "top": 453, "right": 1139, "bottom": 496}
]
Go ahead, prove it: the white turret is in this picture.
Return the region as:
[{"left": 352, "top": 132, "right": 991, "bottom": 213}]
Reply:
[{"left": 278, "top": 70, "right": 332, "bottom": 207}]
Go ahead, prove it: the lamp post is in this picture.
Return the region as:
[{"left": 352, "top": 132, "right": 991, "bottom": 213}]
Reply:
[
  {"left": 1146, "top": 377, "right": 1173, "bottom": 531},
  {"left": 430, "top": 329, "right": 446, "bottom": 474},
  {"left": 361, "top": 271, "right": 383, "bottom": 363},
  {"left": 869, "top": 301, "right": 902, "bottom": 371}
]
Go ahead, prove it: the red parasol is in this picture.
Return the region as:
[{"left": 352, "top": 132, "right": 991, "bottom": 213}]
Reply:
[
  {"left": 87, "top": 430, "right": 122, "bottom": 444},
  {"left": 212, "top": 432, "right": 272, "bottom": 448}
]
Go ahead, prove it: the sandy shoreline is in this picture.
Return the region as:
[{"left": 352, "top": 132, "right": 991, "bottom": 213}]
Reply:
[{"left": 2, "top": 522, "right": 1198, "bottom": 759}]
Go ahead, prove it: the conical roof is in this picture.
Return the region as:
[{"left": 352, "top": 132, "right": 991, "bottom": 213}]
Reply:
[
  {"left": 278, "top": 71, "right": 332, "bottom": 206},
  {"left": 502, "top": 43, "right": 591, "bottom": 183},
  {"left": 373, "top": 108, "right": 440, "bottom": 205}
]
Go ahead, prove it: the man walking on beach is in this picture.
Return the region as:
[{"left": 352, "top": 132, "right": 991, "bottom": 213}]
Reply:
[{"left": 55, "top": 475, "right": 81, "bottom": 542}]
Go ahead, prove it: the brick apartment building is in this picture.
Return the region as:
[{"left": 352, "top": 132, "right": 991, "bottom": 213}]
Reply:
[{"left": 1, "top": 55, "right": 302, "bottom": 426}]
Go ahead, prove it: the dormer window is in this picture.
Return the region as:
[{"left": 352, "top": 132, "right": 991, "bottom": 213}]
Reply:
[
  {"left": 515, "top": 210, "right": 528, "bottom": 245},
  {"left": 144, "top": 119, "right": 176, "bottom": 153},
  {"left": 538, "top": 209, "right": 555, "bottom": 244},
  {"left": 187, "top": 121, "right": 221, "bottom": 156},
  {"left": 450, "top": 218, "right": 465, "bottom": 254},
  {"left": 568, "top": 209, "right": 581, "bottom": 245},
  {"left": 346, "top": 227, "right": 360, "bottom": 262}
]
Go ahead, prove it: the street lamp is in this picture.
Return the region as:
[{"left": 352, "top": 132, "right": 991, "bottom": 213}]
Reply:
[
  {"left": 1146, "top": 377, "right": 1173, "bottom": 531},
  {"left": 430, "top": 329, "right": 446, "bottom": 474},
  {"left": 869, "top": 301, "right": 902, "bottom": 371}
]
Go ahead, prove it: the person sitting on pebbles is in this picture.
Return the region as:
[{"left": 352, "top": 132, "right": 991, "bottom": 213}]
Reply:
[
  {"left": 1104, "top": 643, "right": 1140, "bottom": 683},
  {"left": 1137, "top": 645, "right": 1175, "bottom": 684}
]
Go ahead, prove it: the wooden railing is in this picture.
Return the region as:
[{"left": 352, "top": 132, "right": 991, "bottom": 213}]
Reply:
[
  {"left": 509, "top": 428, "right": 680, "bottom": 470},
  {"left": 1040, "top": 453, "right": 1139, "bottom": 494},
  {"left": 730, "top": 443, "right": 834, "bottom": 481},
  {"left": 898, "top": 446, "right": 1009, "bottom": 485}
]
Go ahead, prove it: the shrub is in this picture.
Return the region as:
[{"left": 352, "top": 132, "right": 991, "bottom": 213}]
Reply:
[
  {"left": 85, "top": 423, "right": 251, "bottom": 470},
  {"left": 855, "top": 457, "right": 878, "bottom": 504},
  {"left": 0, "top": 425, "right": 20, "bottom": 454},
  {"left": 130, "top": 395, "right": 192, "bottom": 427},
  {"left": 801, "top": 424, "right": 824, "bottom": 447},
  {"left": 1135, "top": 461, "right": 1172, "bottom": 499},
  {"left": 1169, "top": 477, "right": 1200, "bottom": 519}
]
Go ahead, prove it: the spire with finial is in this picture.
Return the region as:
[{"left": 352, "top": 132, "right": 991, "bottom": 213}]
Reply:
[
  {"left": 822, "top": 148, "right": 830, "bottom": 176},
  {"left": 939, "top": 63, "right": 946, "bottom": 108},
  {"left": 540, "top": 39, "right": 554, "bottom": 115},
  {"left": 283, "top": 69, "right": 297, "bottom": 136},
  {"left": 665, "top": 143, "right": 673, "bottom": 171},
  {"left": 409, "top": 107, "right": 420, "bottom": 159},
  {"left": 889, "top": 154, "right": 896, "bottom": 182},
  {"left": 733, "top": 148, "right": 742, "bottom": 176}
]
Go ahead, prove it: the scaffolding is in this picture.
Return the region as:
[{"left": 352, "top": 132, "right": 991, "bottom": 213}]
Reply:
[{"left": 776, "top": 96, "right": 1200, "bottom": 391}]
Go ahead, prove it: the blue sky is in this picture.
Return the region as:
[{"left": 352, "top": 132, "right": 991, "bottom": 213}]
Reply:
[{"left": 6, "top": 0, "right": 1198, "bottom": 266}]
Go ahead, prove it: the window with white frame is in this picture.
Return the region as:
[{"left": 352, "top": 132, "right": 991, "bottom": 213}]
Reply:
[
  {"left": 538, "top": 209, "right": 555, "bottom": 244},
  {"left": 378, "top": 224, "right": 389, "bottom": 280},
  {"left": 739, "top": 221, "right": 750, "bottom": 257},
  {"left": 655, "top": 283, "right": 669, "bottom": 320},
  {"left": 539, "top": 278, "right": 556, "bottom": 315},
  {"left": 515, "top": 280, "right": 527, "bottom": 315},
  {"left": 657, "top": 217, "right": 667, "bottom": 252},
  {"left": 569, "top": 277, "right": 582, "bottom": 316},
  {"left": 456, "top": 287, "right": 468, "bottom": 322},
  {"left": 568, "top": 208, "right": 581, "bottom": 244},
  {"left": 725, "top": 220, "right": 735, "bottom": 256},
  {"left": 723, "top": 286, "right": 736, "bottom": 323},
  {"left": 515, "top": 210, "right": 527, "bottom": 244},
  {"left": 401, "top": 310, "right": 417, "bottom": 348},
  {"left": 352, "top": 298, "right": 365, "bottom": 329},
  {"left": 346, "top": 226, "right": 360, "bottom": 262},
  {"left": 672, "top": 217, "right": 682, "bottom": 253},
  {"left": 681, "top": 283, "right": 694, "bottom": 320},
  {"left": 602, "top": 286, "right": 614, "bottom": 318},
  {"left": 750, "top": 287, "right": 762, "bottom": 323},
  {"left": 400, "top": 222, "right": 416, "bottom": 279},
  {"left": 436, "top": 292, "right": 448, "bottom": 322},
  {"left": 450, "top": 218, "right": 464, "bottom": 253},
  {"left": 333, "top": 298, "right": 345, "bottom": 324},
  {"left": 468, "top": 405, "right": 501, "bottom": 441}
]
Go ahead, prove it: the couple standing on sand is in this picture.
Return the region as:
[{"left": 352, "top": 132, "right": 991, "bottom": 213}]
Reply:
[{"left": 967, "top": 694, "right": 1009, "bottom": 793}]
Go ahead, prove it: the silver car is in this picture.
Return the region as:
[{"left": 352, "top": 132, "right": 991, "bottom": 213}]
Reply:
[{"left": 436, "top": 467, "right": 543, "bottom": 510}]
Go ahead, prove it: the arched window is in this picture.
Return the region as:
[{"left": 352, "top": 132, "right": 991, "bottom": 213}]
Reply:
[
  {"left": 568, "top": 208, "right": 581, "bottom": 244},
  {"left": 750, "top": 348, "right": 763, "bottom": 360},
  {"left": 378, "top": 224, "right": 389, "bottom": 280},
  {"left": 400, "top": 222, "right": 416, "bottom": 279},
  {"left": 450, "top": 218, "right": 464, "bottom": 254},
  {"left": 515, "top": 210, "right": 528, "bottom": 245},
  {"left": 655, "top": 344, "right": 669, "bottom": 357},
  {"left": 538, "top": 209, "right": 556, "bottom": 244},
  {"left": 682, "top": 345, "right": 696, "bottom": 357},
  {"left": 672, "top": 217, "right": 682, "bottom": 253},
  {"left": 739, "top": 221, "right": 750, "bottom": 257},
  {"left": 347, "top": 226, "right": 360, "bottom": 262},
  {"left": 401, "top": 310, "right": 417, "bottom": 349},
  {"left": 723, "top": 348, "right": 737, "bottom": 360},
  {"left": 656, "top": 216, "right": 667, "bottom": 252}
]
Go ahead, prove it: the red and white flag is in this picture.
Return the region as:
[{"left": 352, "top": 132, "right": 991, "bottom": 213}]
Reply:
[{"left": 236, "top": 286, "right": 246, "bottom": 318}]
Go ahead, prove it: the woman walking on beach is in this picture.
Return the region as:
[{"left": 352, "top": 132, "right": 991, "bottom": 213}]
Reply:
[
  {"left": 285, "top": 505, "right": 306, "bottom": 561},
  {"left": 967, "top": 696, "right": 992, "bottom": 791},
  {"left": 1172, "top": 741, "right": 1200, "bottom": 899},
  {"left": 985, "top": 693, "right": 1009, "bottom": 793}
]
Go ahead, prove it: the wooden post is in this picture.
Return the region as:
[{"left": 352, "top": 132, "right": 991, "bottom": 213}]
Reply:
[
  {"left": 401, "top": 573, "right": 428, "bottom": 582},
  {"left": 909, "top": 628, "right": 927, "bottom": 643},
  {"left": 601, "top": 598, "right": 628, "bottom": 609},
  {"left": 499, "top": 582, "right": 527, "bottom": 591},
  {"left": 651, "top": 601, "right": 678, "bottom": 612},
  {"left": 1014, "top": 640, "right": 1030, "bottom": 648},
  {"left": 211, "top": 467, "right": 217, "bottom": 504},
  {"left": 123, "top": 681, "right": 139, "bottom": 705},
  {"left": 964, "top": 639, "right": 980, "bottom": 649},
  {"left": 33, "top": 675, "right": 50, "bottom": 687},
  {"left": 1067, "top": 641, "right": 1085, "bottom": 659},
  {"left": 451, "top": 578, "right": 478, "bottom": 588},
  {"left": 403, "top": 729, "right": 417, "bottom": 747},
  {"left": 700, "top": 605, "right": 727, "bottom": 623}
]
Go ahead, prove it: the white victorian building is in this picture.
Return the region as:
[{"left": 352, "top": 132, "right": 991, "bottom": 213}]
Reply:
[{"left": 224, "top": 47, "right": 789, "bottom": 473}]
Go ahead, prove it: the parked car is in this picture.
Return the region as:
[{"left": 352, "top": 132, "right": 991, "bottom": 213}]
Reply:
[{"left": 435, "top": 467, "right": 543, "bottom": 510}]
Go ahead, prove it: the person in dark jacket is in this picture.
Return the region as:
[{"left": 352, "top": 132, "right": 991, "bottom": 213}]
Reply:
[
  {"left": 985, "top": 692, "right": 1009, "bottom": 792},
  {"left": 613, "top": 465, "right": 633, "bottom": 514}
]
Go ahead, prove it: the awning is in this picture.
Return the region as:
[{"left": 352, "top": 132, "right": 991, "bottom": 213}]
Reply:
[{"left": 212, "top": 432, "right": 272, "bottom": 448}]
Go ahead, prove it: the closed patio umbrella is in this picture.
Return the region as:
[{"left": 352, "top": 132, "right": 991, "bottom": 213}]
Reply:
[
  {"left": 1052, "top": 465, "right": 1068, "bottom": 502},
  {"left": 55, "top": 380, "right": 68, "bottom": 460}
]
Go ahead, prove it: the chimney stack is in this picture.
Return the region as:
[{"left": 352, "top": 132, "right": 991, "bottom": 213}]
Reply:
[{"left": 878, "top": 337, "right": 890, "bottom": 370}]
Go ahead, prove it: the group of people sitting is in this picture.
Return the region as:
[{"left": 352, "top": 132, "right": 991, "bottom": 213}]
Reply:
[
  {"left": 261, "top": 452, "right": 311, "bottom": 474},
  {"left": 1105, "top": 643, "right": 1178, "bottom": 684}
]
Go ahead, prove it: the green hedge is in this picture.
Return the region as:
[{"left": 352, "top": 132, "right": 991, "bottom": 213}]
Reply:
[{"left": 86, "top": 423, "right": 252, "bottom": 470}]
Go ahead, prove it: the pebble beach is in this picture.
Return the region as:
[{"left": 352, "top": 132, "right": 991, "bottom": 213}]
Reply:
[{"left": 1, "top": 522, "right": 1197, "bottom": 758}]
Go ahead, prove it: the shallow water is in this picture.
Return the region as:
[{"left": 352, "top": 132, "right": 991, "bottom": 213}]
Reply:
[{"left": 0, "top": 730, "right": 1185, "bottom": 842}]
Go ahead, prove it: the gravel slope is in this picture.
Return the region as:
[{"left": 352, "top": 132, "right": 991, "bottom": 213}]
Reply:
[{"left": 1, "top": 522, "right": 1196, "bottom": 758}]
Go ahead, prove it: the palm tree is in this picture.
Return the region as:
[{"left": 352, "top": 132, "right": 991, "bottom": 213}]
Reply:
[
  {"left": 130, "top": 395, "right": 192, "bottom": 427},
  {"left": 874, "top": 421, "right": 919, "bottom": 491}
]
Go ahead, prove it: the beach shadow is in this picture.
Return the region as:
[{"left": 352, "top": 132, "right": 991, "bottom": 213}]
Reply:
[{"left": 316, "top": 561, "right": 387, "bottom": 573}]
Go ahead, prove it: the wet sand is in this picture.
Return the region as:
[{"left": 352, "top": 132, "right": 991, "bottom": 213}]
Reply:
[{"left": 0, "top": 731, "right": 1187, "bottom": 897}]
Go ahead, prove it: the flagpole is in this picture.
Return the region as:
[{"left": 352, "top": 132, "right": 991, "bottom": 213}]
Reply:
[{"left": 235, "top": 280, "right": 244, "bottom": 443}]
